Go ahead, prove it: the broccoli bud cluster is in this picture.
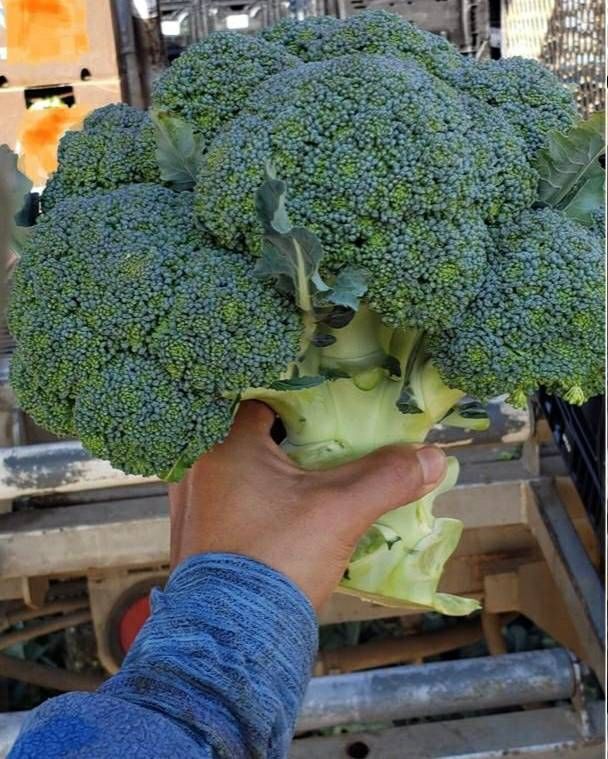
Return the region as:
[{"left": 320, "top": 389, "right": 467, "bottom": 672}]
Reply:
[
  {"left": 430, "top": 208, "right": 605, "bottom": 405},
  {"left": 41, "top": 103, "right": 160, "bottom": 210},
  {"left": 9, "top": 185, "right": 302, "bottom": 476}
]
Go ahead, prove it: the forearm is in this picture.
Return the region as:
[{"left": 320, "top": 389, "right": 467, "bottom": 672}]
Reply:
[{"left": 10, "top": 554, "right": 318, "bottom": 759}]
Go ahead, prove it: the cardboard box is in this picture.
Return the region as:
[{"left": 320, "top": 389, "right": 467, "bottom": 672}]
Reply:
[
  {"left": 0, "top": 0, "right": 119, "bottom": 88},
  {"left": 0, "top": 77, "right": 122, "bottom": 182}
]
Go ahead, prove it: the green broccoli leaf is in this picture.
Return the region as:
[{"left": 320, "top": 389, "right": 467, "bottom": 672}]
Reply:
[
  {"left": 255, "top": 165, "right": 291, "bottom": 234},
  {"left": 150, "top": 110, "right": 204, "bottom": 191},
  {"left": 160, "top": 448, "right": 195, "bottom": 483},
  {"left": 396, "top": 385, "right": 424, "bottom": 414},
  {"left": 255, "top": 168, "right": 330, "bottom": 313},
  {"left": 535, "top": 111, "right": 605, "bottom": 219},
  {"left": 0, "top": 144, "right": 34, "bottom": 257},
  {"left": 324, "top": 267, "right": 369, "bottom": 311},
  {"left": 319, "top": 306, "right": 356, "bottom": 329},
  {"left": 311, "top": 333, "right": 337, "bottom": 347},
  {"left": 382, "top": 354, "right": 402, "bottom": 379},
  {"left": 0, "top": 145, "right": 32, "bottom": 217},
  {"left": 269, "top": 375, "right": 327, "bottom": 391},
  {"left": 561, "top": 170, "right": 605, "bottom": 226},
  {"left": 441, "top": 400, "right": 490, "bottom": 431}
]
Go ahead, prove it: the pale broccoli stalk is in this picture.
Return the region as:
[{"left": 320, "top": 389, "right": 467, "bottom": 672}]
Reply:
[
  {"left": 241, "top": 171, "right": 485, "bottom": 614},
  {"left": 246, "top": 315, "right": 481, "bottom": 614}
]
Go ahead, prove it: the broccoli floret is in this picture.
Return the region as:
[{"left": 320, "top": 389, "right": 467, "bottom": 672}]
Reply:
[
  {"left": 259, "top": 16, "right": 340, "bottom": 60},
  {"left": 8, "top": 315, "right": 104, "bottom": 437},
  {"left": 151, "top": 32, "right": 300, "bottom": 145},
  {"left": 356, "top": 214, "right": 491, "bottom": 329},
  {"left": 452, "top": 57, "right": 578, "bottom": 156},
  {"left": 429, "top": 208, "right": 605, "bottom": 405},
  {"left": 196, "top": 54, "right": 536, "bottom": 328},
  {"left": 150, "top": 253, "right": 303, "bottom": 395},
  {"left": 589, "top": 204, "right": 605, "bottom": 238},
  {"left": 41, "top": 103, "right": 160, "bottom": 211},
  {"left": 73, "top": 355, "right": 234, "bottom": 478},
  {"left": 8, "top": 183, "right": 302, "bottom": 476},
  {"left": 308, "top": 9, "right": 468, "bottom": 78}
]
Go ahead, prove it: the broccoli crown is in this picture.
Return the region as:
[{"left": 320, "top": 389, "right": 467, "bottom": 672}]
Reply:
[
  {"left": 452, "top": 57, "right": 578, "bottom": 156},
  {"left": 299, "top": 12, "right": 576, "bottom": 157},
  {"left": 259, "top": 16, "right": 340, "bottom": 60},
  {"left": 195, "top": 53, "right": 537, "bottom": 328},
  {"left": 41, "top": 103, "right": 160, "bottom": 211},
  {"left": 8, "top": 184, "right": 302, "bottom": 476},
  {"left": 429, "top": 208, "right": 605, "bottom": 405},
  {"left": 151, "top": 32, "right": 300, "bottom": 145},
  {"left": 307, "top": 9, "right": 467, "bottom": 79}
]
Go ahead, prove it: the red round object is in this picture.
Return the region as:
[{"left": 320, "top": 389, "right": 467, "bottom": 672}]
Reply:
[{"left": 118, "top": 594, "right": 151, "bottom": 654}]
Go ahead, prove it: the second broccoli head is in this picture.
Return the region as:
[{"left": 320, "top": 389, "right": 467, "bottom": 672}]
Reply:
[
  {"left": 13, "top": 10, "right": 603, "bottom": 483},
  {"left": 10, "top": 184, "right": 302, "bottom": 477}
]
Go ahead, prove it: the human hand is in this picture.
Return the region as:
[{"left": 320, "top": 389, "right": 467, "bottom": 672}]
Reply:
[{"left": 169, "top": 401, "right": 447, "bottom": 611}]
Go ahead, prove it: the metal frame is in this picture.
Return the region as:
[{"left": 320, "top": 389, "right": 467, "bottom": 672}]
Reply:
[
  {"left": 528, "top": 480, "right": 605, "bottom": 689},
  {"left": 290, "top": 701, "right": 605, "bottom": 758},
  {"left": 0, "top": 413, "right": 604, "bottom": 756},
  {"left": 0, "top": 455, "right": 603, "bottom": 678},
  {"left": 298, "top": 648, "right": 577, "bottom": 731}
]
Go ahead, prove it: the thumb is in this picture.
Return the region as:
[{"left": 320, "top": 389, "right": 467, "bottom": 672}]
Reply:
[
  {"left": 321, "top": 444, "right": 447, "bottom": 537},
  {"left": 212, "top": 400, "right": 277, "bottom": 457}
]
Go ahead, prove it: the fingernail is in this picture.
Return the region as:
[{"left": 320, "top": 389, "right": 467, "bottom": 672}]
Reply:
[{"left": 416, "top": 446, "right": 446, "bottom": 484}]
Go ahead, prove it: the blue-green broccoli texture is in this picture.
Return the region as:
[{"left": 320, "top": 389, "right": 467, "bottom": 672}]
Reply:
[
  {"left": 9, "top": 184, "right": 302, "bottom": 477},
  {"left": 9, "top": 10, "right": 604, "bottom": 614},
  {"left": 41, "top": 103, "right": 160, "bottom": 211}
]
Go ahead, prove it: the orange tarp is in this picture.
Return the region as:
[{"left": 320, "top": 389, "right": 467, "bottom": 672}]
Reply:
[
  {"left": 18, "top": 105, "right": 89, "bottom": 185},
  {"left": 6, "top": 0, "right": 89, "bottom": 63}
]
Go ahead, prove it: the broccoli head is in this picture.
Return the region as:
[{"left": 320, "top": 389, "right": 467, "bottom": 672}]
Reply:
[
  {"left": 259, "top": 16, "right": 340, "bottom": 60},
  {"left": 195, "top": 53, "right": 536, "bottom": 329},
  {"left": 8, "top": 13, "right": 603, "bottom": 615},
  {"left": 151, "top": 32, "right": 300, "bottom": 146},
  {"left": 9, "top": 183, "right": 302, "bottom": 476},
  {"left": 430, "top": 208, "right": 605, "bottom": 406},
  {"left": 41, "top": 103, "right": 160, "bottom": 211}
]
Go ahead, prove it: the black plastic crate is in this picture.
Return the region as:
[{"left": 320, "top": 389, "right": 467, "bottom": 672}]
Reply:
[{"left": 538, "top": 389, "right": 605, "bottom": 544}]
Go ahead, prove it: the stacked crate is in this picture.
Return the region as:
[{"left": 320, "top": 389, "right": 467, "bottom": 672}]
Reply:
[{"left": 501, "top": 0, "right": 605, "bottom": 116}]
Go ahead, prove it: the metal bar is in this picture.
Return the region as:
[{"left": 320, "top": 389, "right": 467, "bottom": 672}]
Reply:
[
  {"left": 0, "top": 403, "right": 530, "bottom": 499},
  {"left": 0, "top": 439, "right": 531, "bottom": 500},
  {"left": 0, "top": 476, "right": 530, "bottom": 579},
  {"left": 297, "top": 649, "right": 576, "bottom": 732},
  {"left": 0, "top": 442, "right": 154, "bottom": 500},
  {"left": 528, "top": 480, "right": 605, "bottom": 689},
  {"left": 0, "top": 497, "right": 169, "bottom": 578},
  {"left": 291, "top": 702, "right": 605, "bottom": 758},
  {"left": 0, "top": 653, "right": 105, "bottom": 693},
  {"left": 112, "top": 0, "right": 146, "bottom": 107},
  {"left": 0, "top": 609, "right": 91, "bottom": 650}
]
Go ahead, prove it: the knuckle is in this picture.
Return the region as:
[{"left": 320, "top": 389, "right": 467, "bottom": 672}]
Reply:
[{"left": 380, "top": 446, "right": 423, "bottom": 492}]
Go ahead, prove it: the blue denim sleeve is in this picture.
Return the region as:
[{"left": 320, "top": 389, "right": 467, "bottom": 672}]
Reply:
[{"left": 9, "top": 553, "right": 319, "bottom": 759}]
